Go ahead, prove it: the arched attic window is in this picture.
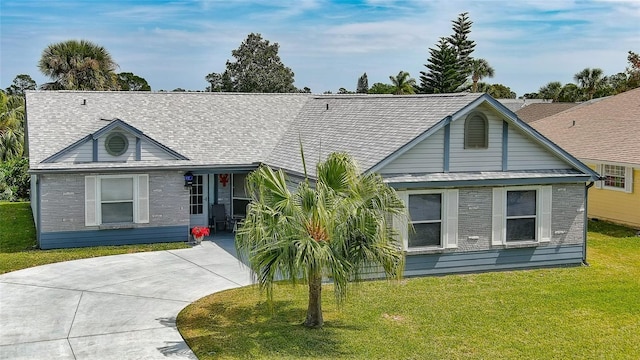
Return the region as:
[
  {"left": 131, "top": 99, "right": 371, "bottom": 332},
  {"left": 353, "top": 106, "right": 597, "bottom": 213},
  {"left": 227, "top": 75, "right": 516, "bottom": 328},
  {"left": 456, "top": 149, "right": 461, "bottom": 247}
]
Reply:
[{"left": 464, "top": 112, "right": 488, "bottom": 149}]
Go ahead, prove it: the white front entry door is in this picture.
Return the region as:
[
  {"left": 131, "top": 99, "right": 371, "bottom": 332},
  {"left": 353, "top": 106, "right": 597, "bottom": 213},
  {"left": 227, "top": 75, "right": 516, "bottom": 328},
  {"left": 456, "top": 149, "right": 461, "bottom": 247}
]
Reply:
[{"left": 189, "top": 175, "right": 209, "bottom": 227}]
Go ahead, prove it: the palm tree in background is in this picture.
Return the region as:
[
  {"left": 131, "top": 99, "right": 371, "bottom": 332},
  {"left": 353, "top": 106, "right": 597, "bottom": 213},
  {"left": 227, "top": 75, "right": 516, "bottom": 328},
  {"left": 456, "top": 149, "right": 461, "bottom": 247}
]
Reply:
[
  {"left": 389, "top": 71, "right": 416, "bottom": 95},
  {"left": 574, "top": 68, "right": 604, "bottom": 100},
  {"left": 470, "top": 58, "right": 495, "bottom": 93},
  {"left": 0, "top": 91, "right": 25, "bottom": 161},
  {"left": 538, "top": 81, "right": 563, "bottom": 102},
  {"left": 38, "top": 40, "right": 119, "bottom": 90},
  {"left": 236, "top": 152, "right": 406, "bottom": 328}
]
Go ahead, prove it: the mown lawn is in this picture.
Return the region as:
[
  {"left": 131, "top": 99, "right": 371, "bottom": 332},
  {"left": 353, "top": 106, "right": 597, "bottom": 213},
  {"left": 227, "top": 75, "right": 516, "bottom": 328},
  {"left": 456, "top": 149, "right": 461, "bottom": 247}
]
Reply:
[
  {"left": 0, "top": 201, "right": 188, "bottom": 274},
  {"left": 178, "top": 221, "right": 640, "bottom": 359}
]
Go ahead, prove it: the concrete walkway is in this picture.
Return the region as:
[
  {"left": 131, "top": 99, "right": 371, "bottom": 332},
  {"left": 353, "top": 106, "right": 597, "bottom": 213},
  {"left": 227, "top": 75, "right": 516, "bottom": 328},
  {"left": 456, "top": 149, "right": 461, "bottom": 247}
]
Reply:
[{"left": 0, "top": 236, "right": 254, "bottom": 359}]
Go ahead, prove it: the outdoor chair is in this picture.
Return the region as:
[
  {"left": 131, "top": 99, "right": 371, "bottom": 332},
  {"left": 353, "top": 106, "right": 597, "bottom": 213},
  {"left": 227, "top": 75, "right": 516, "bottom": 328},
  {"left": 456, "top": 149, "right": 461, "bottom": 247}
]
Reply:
[{"left": 209, "top": 204, "right": 230, "bottom": 233}]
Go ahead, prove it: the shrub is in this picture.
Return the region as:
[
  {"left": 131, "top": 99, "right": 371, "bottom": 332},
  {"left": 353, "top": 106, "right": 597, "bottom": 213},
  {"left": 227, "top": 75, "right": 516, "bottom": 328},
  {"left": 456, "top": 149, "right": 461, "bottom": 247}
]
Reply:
[{"left": 0, "top": 157, "right": 29, "bottom": 201}]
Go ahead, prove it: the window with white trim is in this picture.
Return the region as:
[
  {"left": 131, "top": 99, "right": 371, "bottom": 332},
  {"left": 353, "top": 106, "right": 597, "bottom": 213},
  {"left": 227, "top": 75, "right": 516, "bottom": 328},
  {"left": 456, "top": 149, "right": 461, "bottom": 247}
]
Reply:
[
  {"left": 506, "top": 190, "right": 536, "bottom": 242},
  {"left": 492, "top": 186, "right": 552, "bottom": 245},
  {"left": 596, "top": 164, "right": 634, "bottom": 193},
  {"left": 398, "top": 189, "right": 458, "bottom": 250},
  {"left": 85, "top": 174, "right": 149, "bottom": 226},
  {"left": 409, "top": 193, "right": 442, "bottom": 247},
  {"left": 232, "top": 173, "right": 250, "bottom": 218}
]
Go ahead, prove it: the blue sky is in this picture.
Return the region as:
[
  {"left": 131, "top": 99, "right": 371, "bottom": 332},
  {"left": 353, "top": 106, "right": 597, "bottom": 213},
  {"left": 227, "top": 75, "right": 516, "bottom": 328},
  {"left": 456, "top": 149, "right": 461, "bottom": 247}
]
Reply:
[{"left": 1, "top": 0, "right": 638, "bottom": 96}]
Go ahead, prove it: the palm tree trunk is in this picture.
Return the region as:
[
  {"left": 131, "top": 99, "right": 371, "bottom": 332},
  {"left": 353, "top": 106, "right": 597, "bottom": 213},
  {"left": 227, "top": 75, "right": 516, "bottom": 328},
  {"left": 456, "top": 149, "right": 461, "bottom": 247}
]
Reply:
[{"left": 304, "top": 269, "right": 323, "bottom": 328}]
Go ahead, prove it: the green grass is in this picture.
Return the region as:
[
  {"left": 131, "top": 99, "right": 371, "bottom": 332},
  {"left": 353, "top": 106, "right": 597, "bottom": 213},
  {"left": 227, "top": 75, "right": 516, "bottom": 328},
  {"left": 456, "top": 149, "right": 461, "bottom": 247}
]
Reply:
[
  {"left": 178, "top": 221, "right": 640, "bottom": 359},
  {"left": 0, "top": 201, "right": 189, "bottom": 274}
]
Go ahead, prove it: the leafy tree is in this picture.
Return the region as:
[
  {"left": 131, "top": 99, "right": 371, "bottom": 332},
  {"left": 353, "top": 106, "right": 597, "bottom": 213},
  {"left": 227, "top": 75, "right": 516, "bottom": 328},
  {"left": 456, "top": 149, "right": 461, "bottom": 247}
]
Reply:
[
  {"left": 338, "top": 87, "right": 354, "bottom": 94},
  {"left": 6, "top": 75, "right": 37, "bottom": 95},
  {"left": 205, "top": 72, "right": 223, "bottom": 92},
  {"left": 448, "top": 12, "right": 476, "bottom": 78},
  {"left": 300, "top": 87, "right": 312, "bottom": 93},
  {"left": 389, "top": 71, "right": 416, "bottom": 95},
  {"left": 604, "top": 72, "right": 630, "bottom": 95},
  {"left": 116, "top": 72, "right": 151, "bottom": 91},
  {"left": 221, "top": 33, "right": 296, "bottom": 93},
  {"left": 356, "top": 72, "right": 369, "bottom": 94},
  {"left": 574, "top": 67, "right": 604, "bottom": 100},
  {"left": 626, "top": 51, "right": 640, "bottom": 89},
  {"left": 486, "top": 83, "right": 515, "bottom": 99},
  {"left": 470, "top": 59, "right": 494, "bottom": 92},
  {"left": 368, "top": 83, "right": 395, "bottom": 94},
  {"left": 0, "top": 91, "right": 25, "bottom": 161},
  {"left": 521, "top": 92, "right": 540, "bottom": 99},
  {"left": 172, "top": 88, "right": 186, "bottom": 92},
  {"left": 236, "top": 152, "right": 406, "bottom": 328},
  {"left": 538, "top": 81, "right": 563, "bottom": 102},
  {"left": 38, "top": 39, "right": 118, "bottom": 90},
  {"left": 558, "top": 83, "right": 581, "bottom": 102},
  {"left": 420, "top": 38, "right": 465, "bottom": 93}
]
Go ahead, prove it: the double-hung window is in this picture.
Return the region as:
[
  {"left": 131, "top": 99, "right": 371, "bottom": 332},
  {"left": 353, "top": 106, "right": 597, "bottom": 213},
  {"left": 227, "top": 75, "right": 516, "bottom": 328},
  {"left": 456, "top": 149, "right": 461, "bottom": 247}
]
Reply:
[
  {"left": 492, "top": 186, "right": 552, "bottom": 245},
  {"left": 597, "top": 164, "right": 633, "bottom": 193},
  {"left": 399, "top": 189, "right": 458, "bottom": 250},
  {"left": 85, "top": 174, "right": 149, "bottom": 226}
]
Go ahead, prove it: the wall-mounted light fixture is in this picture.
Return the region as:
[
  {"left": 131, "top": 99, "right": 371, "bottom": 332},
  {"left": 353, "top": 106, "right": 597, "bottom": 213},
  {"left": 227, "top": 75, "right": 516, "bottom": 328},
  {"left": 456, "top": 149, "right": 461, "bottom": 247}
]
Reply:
[{"left": 184, "top": 171, "right": 194, "bottom": 187}]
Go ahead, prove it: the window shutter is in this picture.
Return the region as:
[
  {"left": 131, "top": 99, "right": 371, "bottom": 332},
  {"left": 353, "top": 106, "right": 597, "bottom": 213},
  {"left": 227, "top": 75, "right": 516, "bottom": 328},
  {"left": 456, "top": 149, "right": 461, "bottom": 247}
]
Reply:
[
  {"left": 136, "top": 174, "right": 149, "bottom": 223},
  {"left": 85, "top": 176, "right": 97, "bottom": 226},
  {"left": 444, "top": 190, "right": 458, "bottom": 248},
  {"left": 492, "top": 188, "right": 504, "bottom": 246},
  {"left": 624, "top": 167, "right": 633, "bottom": 193},
  {"left": 539, "top": 186, "right": 552, "bottom": 242},
  {"left": 595, "top": 164, "right": 603, "bottom": 189}
]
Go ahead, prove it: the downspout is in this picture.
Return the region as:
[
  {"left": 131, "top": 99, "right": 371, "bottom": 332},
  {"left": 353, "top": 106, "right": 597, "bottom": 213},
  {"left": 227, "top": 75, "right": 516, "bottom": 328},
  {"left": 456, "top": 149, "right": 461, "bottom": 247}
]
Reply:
[{"left": 582, "top": 181, "right": 595, "bottom": 266}]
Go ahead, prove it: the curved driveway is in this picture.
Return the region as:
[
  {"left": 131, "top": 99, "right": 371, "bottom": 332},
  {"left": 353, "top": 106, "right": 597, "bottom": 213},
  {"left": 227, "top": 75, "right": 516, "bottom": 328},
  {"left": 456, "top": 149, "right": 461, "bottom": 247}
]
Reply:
[{"left": 0, "top": 237, "right": 253, "bottom": 359}]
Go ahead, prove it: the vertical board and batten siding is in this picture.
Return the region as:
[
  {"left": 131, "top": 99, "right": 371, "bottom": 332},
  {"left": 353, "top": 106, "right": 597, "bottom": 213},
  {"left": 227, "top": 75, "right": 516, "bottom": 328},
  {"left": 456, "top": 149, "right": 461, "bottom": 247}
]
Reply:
[
  {"left": 506, "top": 126, "right": 569, "bottom": 170},
  {"left": 54, "top": 141, "right": 93, "bottom": 163},
  {"left": 377, "top": 129, "right": 445, "bottom": 174},
  {"left": 448, "top": 112, "right": 503, "bottom": 172},
  {"left": 38, "top": 171, "right": 190, "bottom": 249}
]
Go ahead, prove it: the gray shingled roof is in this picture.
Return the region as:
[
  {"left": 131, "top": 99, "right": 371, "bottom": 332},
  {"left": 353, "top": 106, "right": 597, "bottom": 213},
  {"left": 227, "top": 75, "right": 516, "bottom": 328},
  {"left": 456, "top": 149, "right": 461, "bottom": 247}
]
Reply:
[
  {"left": 26, "top": 91, "right": 310, "bottom": 170},
  {"left": 266, "top": 93, "right": 484, "bottom": 176}
]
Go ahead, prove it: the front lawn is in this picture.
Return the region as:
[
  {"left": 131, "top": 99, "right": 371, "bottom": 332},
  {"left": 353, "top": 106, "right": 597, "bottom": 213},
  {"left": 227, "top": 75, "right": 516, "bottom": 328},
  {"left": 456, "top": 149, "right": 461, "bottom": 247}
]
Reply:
[
  {"left": 0, "top": 202, "right": 189, "bottom": 274},
  {"left": 178, "top": 221, "right": 640, "bottom": 359}
]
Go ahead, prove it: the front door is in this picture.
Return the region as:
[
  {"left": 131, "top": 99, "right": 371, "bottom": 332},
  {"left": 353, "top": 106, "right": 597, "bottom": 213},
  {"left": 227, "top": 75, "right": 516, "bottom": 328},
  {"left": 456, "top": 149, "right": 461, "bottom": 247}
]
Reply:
[{"left": 189, "top": 175, "right": 209, "bottom": 227}]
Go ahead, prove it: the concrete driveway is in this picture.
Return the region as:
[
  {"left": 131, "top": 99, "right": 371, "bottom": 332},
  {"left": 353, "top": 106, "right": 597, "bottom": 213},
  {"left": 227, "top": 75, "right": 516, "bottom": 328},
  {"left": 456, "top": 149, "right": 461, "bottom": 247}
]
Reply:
[{"left": 0, "top": 236, "right": 253, "bottom": 359}]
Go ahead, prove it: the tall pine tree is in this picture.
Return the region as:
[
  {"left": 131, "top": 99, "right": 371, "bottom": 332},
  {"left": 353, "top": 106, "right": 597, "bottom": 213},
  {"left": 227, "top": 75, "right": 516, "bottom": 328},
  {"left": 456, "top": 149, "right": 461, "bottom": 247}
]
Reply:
[
  {"left": 419, "top": 12, "right": 476, "bottom": 93},
  {"left": 419, "top": 38, "right": 465, "bottom": 93},
  {"left": 356, "top": 72, "right": 369, "bottom": 93}
]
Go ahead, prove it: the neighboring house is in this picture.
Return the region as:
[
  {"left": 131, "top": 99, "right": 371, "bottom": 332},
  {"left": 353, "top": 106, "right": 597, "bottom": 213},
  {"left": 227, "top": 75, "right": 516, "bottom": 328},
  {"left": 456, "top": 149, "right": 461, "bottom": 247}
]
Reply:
[
  {"left": 531, "top": 88, "right": 640, "bottom": 229},
  {"left": 515, "top": 103, "right": 579, "bottom": 123},
  {"left": 25, "top": 91, "right": 598, "bottom": 276}
]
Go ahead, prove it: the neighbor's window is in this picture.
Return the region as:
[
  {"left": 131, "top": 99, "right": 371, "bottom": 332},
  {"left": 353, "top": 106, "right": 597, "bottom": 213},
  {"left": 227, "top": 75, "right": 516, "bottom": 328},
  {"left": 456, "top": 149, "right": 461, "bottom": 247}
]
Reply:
[
  {"left": 506, "top": 190, "right": 536, "bottom": 242},
  {"left": 232, "top": 174, "right": 250, "bottom": 218},
  {"left": 105, "top": 132, "right": 129, "bottom": 156},
  {"left": 408, "top": 193, "right": 442, "bottom": 247},
  {"left": 603, "top": 165, "right": 626, "bottom": 189},
  {"left": 464, "top": 113, "right": 488, "bottom": 149}
]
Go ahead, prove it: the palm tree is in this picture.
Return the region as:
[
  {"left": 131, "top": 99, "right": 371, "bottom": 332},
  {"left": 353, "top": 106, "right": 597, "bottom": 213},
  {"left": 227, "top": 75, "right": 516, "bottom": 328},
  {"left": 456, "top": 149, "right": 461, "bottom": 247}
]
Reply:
[
  {"left": 0, "top": 91, "right": 25, "bottom": 161},
  {"left": 236, "top": 152, "right": 407, "bottom": 328},
  {"left": 389, "top": 71, "right": 416, "bottom": 95},
  {"left": 38, "top": 40, "right": 119, "bottom": 90},
  {"left": 470, "top": 58, "right": 495, "bottom": 93},
  {"left": 574, "top": 68, "right": 604, "bottom": 100},
  {"left": 538, "top": 81, "right": 563, "bottom": 102}
]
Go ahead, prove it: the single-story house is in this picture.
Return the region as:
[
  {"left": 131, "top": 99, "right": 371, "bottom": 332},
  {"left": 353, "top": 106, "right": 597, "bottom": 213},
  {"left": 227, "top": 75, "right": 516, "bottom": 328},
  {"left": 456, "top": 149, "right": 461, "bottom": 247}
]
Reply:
[
  {"left": 25, "top": 91, "right": 599, "bottom": 276},
  {"left": 531, "top": 87, "right": 640, "bottom": 229}
]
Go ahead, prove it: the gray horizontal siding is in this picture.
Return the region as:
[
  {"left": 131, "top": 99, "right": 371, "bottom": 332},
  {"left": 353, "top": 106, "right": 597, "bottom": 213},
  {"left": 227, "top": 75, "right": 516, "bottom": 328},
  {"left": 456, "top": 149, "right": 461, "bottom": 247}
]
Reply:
[
  {"left": 507, "top": 126, "right": 568, "bottom": 170},
  {"left": 449, "top": 112, "right": 503, "bottom": 172},
  {"left": 403, "top": 244, "right": 583, "bottom": 277},
  {"left": 140, "top": 139, "right": 177, "bottom": 161},
  {"left": 56, "top": 140, "right": 93, "bottom": 163},
  {"left": 378, "top": 128, "right": 444, "bottom": 174},
  {"left": 39, "top": 225, "right": 188, "bottom": 249}
]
